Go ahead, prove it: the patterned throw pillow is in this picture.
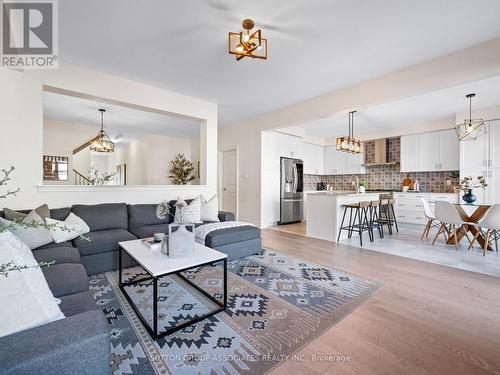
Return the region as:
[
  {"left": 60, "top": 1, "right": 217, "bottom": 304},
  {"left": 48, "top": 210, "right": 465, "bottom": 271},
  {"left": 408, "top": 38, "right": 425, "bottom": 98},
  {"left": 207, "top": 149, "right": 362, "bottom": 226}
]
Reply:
[{"left": 174, "top": 197, "right": 202, "bottom": 224}]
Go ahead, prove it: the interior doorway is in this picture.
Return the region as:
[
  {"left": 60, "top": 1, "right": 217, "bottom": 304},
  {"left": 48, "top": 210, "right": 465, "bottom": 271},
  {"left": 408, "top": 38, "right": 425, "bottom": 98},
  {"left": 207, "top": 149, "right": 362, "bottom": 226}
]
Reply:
[{"left": 219, "top": 148, "right": 238, "bottom": 219}]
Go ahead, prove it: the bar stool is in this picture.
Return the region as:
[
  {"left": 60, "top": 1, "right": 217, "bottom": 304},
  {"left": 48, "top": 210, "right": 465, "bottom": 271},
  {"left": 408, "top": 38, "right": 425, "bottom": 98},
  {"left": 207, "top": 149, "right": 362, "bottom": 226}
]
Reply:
[
  {"left": 337, "top": 201, "right": 373, "bottom": 246},
  {"left": 378, "top": 198, "right": 399, "bottom": 235},
  {"left": 367, "top": 200, "right": 384, "bottom": 239}
]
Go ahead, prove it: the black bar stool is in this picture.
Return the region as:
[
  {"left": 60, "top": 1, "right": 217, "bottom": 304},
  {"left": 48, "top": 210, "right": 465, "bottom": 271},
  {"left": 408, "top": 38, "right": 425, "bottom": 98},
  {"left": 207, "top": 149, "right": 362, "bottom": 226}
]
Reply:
[
  {"left": 367, "top": 200, "right": 384, "bottom": 239},
  {"left": 378, "top": 198, "right": 399, "bottom": 235},
  {"left": 337, "top": 201, "right": 373, "bottom": 246}
]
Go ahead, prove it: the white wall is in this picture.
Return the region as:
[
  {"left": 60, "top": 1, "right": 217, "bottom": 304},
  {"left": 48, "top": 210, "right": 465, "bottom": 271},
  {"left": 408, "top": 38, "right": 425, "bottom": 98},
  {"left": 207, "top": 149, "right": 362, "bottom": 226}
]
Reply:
[
  {"left": 43, "top": 120, "right": 98, "bottom": 184},
  {"left": 0, "top": 64, "right": 217, "bottom": 210}
]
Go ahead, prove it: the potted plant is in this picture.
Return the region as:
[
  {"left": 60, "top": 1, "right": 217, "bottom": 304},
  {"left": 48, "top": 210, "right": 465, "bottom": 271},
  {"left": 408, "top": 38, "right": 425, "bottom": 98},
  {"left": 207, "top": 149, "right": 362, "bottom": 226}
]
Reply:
[
  {"left": 358, "top": 180, "right": 368, "bottom": 194},
  {"left": 168, "top": 154, "right": 195, "bottom": 185},
  {"left": 459, "top": 176, "right": 487, "bottom": 204}
]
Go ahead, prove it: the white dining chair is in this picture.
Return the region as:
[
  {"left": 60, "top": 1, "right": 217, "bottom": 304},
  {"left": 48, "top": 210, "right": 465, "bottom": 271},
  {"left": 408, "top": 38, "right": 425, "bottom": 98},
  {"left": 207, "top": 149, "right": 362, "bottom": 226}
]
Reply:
[
  {"left": 420, "top": 198, "right": 439, "bottom": 240},
  {"left": 468, "top": 204, "right": 500, "bottom": 256},
  {"left": 432, "top": 201, "right": 472, "bottom": 250}
]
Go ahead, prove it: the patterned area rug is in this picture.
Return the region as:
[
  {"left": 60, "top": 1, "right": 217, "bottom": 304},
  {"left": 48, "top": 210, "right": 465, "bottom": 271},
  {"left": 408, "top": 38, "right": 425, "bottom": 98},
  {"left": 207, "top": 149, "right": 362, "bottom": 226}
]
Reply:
[{"left": 89, "top": 249, "right": 383, "bottom": 374}]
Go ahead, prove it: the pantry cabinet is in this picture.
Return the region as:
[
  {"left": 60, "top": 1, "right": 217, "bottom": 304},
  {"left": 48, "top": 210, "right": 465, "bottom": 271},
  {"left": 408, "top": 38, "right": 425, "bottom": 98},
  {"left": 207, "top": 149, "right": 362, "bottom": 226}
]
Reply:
[{"left": 459, "top": 120, "right": 500, "bottom": 205}]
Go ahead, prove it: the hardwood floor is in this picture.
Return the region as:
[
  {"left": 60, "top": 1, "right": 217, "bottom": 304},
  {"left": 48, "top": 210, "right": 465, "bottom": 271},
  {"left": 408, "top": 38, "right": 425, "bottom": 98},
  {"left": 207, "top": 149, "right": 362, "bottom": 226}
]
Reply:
[
  {"left": 264, "top": 228, "right": 500, "bottom": 375},
  {"left": 270, "top": 221, "right": 307, "bottom": 236}
]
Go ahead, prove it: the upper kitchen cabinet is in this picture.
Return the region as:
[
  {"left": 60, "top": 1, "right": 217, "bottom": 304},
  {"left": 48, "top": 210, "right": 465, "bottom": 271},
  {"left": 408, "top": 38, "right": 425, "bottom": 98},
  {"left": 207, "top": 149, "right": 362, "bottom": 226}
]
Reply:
[
  {"left": 324, "top": 146, "right": 336, "bottom": 174},
  {"left": 439, "top": 129, "right": 460, "bottom": 170},
  {"left": 303, "top": 142, "right": 324, "bottom": 175},
  {"left": 323, "top": 146, "right": 365, "bottom": 175},
  {"left": 417, "top": 132, "right": 439, "bottom": 171},
  {"left": 401, "top": 129, "right": 459, "bottom": 172},
  {"left": 459, "top": 127, "right": 488, "bottom": 170},
  {"left": 400, "top": 134, "right": 419, "bottom": 172}
]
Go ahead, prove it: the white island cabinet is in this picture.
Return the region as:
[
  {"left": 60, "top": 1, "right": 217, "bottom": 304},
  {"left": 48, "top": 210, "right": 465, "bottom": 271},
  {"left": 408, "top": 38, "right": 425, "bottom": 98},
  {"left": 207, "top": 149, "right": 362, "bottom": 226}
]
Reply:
[{"left": 306, "top": 192, "right": 381, "bottom": 242}]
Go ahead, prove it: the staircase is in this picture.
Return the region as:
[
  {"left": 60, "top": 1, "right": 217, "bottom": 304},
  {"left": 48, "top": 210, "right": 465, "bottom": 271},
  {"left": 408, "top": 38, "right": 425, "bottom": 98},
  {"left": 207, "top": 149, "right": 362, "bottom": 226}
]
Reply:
[{"left": 73, "top": 169, "right": 91, "bottom": 185}]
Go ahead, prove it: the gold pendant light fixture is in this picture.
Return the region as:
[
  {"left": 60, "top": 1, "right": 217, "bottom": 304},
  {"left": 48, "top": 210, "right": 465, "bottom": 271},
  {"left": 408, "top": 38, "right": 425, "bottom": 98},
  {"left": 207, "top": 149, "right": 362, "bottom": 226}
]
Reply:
[
  {"left": 455, "top": 93, "right": 487, "bottom": 141},
  {"left": 336, "top": 111, "right": 362, "bottom": 154},
  {"left": 228, "top": 19, "right": 268, "bottom": 61},
  {"left": 90, "top": 109, "right": 115, "bottom": 153}
]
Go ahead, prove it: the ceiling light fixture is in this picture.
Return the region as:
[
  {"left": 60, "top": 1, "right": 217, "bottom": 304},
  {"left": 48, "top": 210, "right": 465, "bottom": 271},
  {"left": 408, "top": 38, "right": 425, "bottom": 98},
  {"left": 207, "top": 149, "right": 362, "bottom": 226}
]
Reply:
[
  {"left": 228, "top": 19, "right": 268, "bottom": 61},
  {"left": 90, "top": 109, "right": 115, "bottom": 153},
  {"left": 455, "top": 93, "right": 486, "bottom": 141},
  {"left": 336, "top": 111, "right": 362, "bottom": 154}
]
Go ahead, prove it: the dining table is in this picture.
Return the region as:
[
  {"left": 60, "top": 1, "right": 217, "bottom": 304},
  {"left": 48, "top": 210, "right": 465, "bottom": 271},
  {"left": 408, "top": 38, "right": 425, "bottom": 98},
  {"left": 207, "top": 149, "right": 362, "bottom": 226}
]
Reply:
[{"left": 447, "top": 203, "right": 491, "bottom": 249}]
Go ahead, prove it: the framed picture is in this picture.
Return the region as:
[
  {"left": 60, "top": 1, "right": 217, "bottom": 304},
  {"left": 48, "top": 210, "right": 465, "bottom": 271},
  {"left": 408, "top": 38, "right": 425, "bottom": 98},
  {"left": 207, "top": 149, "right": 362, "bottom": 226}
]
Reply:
[{"left": 43, "top": 156, "right": 68, "bottom": 181}]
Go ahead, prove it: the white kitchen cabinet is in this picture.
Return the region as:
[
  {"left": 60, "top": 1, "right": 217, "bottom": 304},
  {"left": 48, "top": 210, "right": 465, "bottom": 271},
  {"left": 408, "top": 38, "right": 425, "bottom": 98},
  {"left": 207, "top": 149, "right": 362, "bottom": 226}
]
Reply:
[
  {"left": 349, "top": 152, "right": 366, "bottom": 174},
  {"left": 303, "top": 142, "right": 324, "bottom": 175},
  {"left": 418, "top": 132, "right": 440, "bottom": 171},
  {"left": 488, "top": 122, "right": 500, "bottom": 169},
  {"left": 324, "top": 146, "right": 336, "bottom": 174},
  {"left": 402, "top": 129, "right": 459, "bottom": 172},
  {"left": 439, "top": 129, "right": 460, "bottom": 170},
  {"left": 393, "top": 192, "right": 458, "bottom": 224},
  {"left": 459, "top": 133, "right": 488, "bottom": 170},
  {"left": 400, "top": 134, "right": 419, "bottom": 172}
]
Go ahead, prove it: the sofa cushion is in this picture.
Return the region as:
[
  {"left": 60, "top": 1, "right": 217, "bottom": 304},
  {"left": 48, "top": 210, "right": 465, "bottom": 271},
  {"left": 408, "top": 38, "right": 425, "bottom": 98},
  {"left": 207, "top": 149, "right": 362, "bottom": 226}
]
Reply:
[
  {"left": 205, "top": 225, "right": 261, "bottom": 248},
  {"left": 35, "top": 241, "right": 74, "bottom": 250},
  {"left": 33, "top": 246, "right": 81, "bottom": 265},
  {"left": 71, "top": 203, "right": 128, "bottom": 231},
  {"left": 129, "top": 223, "right": 170, "bottom": 239},
  {"left": 59, "top": 291, "right": 97, "bottom": 316},
  {"left": 42, "top": 263, "right": 89, "bottom": 298},
  {"left": 73, "top": 229, "right": 137, "bottom": 256},
  {"left": 50, "top": 207, "right": 72, "bottom": 221},
  {"left": 128, "top": 204, "right": 171, "bottom": 228},
  {"left": 4, "top": 204, "right": 50, "bottom": 221}
]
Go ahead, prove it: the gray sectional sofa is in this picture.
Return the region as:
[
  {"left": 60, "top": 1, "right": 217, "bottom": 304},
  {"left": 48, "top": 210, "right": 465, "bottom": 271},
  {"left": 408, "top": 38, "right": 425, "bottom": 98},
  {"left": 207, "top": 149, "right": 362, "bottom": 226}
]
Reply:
[{"left": 0, "top": 201, "right": 261, "bottom": 374}]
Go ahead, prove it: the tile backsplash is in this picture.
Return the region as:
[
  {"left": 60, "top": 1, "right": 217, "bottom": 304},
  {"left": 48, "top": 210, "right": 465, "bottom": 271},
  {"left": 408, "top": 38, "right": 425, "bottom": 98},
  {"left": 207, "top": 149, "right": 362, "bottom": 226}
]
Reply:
[
  {"left": 304, "top": 166, "right": 458, "bottom": 193},
  {"left": 304, "top": 137, "right": 459, "bottom": 193}
]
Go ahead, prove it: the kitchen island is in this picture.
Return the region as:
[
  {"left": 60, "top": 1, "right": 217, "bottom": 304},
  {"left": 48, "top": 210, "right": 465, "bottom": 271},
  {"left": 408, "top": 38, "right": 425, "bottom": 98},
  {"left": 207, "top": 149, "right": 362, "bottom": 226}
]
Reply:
[{"left": 306, "top": 191, "right": 382, "bottom": 242}]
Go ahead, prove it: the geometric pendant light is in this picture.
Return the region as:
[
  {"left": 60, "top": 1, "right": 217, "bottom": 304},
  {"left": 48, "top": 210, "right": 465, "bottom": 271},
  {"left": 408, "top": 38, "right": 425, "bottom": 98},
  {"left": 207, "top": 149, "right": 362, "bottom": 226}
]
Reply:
[
  {"left": 455, "top": 93, "right": 487, "bottom": 141},
  {"left": 228, "top": 19, "right": 268, "bottom": 61},
  {"left": 90, "top": 109, "right": 115, "bottom": 153}
]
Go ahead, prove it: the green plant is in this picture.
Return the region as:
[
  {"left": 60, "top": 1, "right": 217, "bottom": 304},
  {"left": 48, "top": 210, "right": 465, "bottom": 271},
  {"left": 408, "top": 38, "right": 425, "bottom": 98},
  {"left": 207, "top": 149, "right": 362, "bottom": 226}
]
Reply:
[
  {"left": 359, "top": 180, "right": 369, "bottom": 188},
  {"left": 168, "top": 153, "right": 195, "bottom": 185}
]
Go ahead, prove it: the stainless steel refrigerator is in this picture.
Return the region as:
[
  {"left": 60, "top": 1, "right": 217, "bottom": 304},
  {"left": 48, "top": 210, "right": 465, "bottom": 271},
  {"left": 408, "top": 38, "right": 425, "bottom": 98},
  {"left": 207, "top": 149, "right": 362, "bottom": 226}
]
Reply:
[{"left": 279, "top": 157, "right": 304, "bottom": 224}]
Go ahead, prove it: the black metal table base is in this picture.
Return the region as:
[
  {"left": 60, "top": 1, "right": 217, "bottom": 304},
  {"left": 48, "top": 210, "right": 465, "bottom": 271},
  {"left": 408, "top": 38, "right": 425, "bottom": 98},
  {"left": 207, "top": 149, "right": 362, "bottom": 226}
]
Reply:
[{"left": 119, "top": 247, "right": 227, "bottom": 340}]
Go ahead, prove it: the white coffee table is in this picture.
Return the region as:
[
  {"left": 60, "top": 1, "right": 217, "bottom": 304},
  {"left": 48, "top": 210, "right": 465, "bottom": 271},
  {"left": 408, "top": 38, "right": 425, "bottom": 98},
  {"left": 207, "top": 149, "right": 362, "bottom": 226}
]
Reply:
[{"left": 118, "top": 239, "right": 227, "bottom": 340}]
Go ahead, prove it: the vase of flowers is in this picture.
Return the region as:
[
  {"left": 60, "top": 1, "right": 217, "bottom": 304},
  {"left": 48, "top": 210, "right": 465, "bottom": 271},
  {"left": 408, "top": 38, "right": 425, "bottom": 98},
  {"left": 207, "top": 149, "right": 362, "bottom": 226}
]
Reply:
[{"left": 459, "top": 176, "right": 487, "bottom": 204}]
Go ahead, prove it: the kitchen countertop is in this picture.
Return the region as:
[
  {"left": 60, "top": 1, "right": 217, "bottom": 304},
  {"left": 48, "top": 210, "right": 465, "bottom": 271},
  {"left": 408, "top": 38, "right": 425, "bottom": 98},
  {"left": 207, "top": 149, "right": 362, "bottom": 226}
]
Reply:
[{"left": 306, "top": 191, "right": 383, "bottom": 197}]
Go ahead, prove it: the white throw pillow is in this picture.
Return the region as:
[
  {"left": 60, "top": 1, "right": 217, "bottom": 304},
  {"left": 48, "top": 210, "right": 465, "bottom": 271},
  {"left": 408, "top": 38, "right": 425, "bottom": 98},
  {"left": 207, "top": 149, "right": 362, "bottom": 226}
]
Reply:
[
  {"left": 174, "top": 196, "right": 202, "bottom": 224},
  {"left": 0, "top": 211, "right": 53, "bottom": 250},
  {"left": 0, "top": 231, "right": 65, "bottom": 337},
  {"left": 200, "top": 195, "right": 220, "bottom": 222},
  {"left": 45, "top": 213, "right": 90, "bottom": 243}
]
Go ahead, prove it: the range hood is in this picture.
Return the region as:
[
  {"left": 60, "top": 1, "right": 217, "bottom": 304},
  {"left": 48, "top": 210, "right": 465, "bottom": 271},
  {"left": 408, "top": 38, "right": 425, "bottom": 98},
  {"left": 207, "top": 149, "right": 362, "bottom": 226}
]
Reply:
[{"left": 363, "top": 138, "right": 399, "bottom": 166}]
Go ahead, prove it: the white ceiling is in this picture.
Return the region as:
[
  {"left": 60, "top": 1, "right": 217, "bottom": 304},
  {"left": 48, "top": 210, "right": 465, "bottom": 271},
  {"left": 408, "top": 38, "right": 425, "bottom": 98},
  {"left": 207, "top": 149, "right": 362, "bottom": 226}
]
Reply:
[
  {"left": 58, "top": 0, "right": 500, "bottom": 127},
  {"left": 43, "top": 92, "right": 201, "bottom": 142},
  {"left": 298, "top": 75, "right": 500, "bottom": 139}
]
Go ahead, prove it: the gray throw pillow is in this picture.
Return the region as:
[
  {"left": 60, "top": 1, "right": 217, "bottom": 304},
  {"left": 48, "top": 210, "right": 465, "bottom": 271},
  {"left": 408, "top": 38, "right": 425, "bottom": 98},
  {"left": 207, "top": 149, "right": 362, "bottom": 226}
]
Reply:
[
  {"left": 4, "top": 204, "right": 50, "bottom": 221},
  {"left": 0, "top": 211, "right": 53, "bottom": 250}
]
